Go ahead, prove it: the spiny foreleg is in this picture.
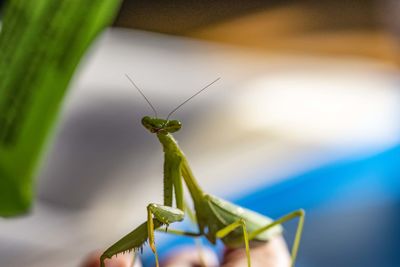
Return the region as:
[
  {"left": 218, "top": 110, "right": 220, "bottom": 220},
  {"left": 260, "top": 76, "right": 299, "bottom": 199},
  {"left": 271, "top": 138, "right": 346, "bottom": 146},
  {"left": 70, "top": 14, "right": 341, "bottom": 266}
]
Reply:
[{"left": 100, "top": 204, "right": 184, "bottom": 267}]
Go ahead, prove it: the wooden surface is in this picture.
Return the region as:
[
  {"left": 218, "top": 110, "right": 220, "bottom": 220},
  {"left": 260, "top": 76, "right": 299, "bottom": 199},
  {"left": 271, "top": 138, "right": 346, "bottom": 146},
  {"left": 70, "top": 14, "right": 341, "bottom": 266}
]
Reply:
[{"left": 114, "top": 0, "right": 399, "bottom": 65}]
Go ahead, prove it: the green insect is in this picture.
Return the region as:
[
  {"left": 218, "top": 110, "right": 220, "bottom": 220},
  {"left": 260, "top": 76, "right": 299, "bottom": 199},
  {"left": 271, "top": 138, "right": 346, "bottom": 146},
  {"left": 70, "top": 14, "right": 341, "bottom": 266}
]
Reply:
[{"left": 100, "top": 76, "right": 305, "bottom": 267}]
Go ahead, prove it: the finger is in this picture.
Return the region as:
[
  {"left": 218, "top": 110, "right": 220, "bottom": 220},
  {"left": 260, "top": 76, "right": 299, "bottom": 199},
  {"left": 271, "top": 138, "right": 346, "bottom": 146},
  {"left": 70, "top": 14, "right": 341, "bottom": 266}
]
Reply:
[
  {"left": 222, "top": 236, "right": 291, "bottom": 267},
  {"left": 162, "top": 246, "right": 219, "bottom": 267},
  {"left": 81, "top": 251, "right": 140, "bottom": 267}
]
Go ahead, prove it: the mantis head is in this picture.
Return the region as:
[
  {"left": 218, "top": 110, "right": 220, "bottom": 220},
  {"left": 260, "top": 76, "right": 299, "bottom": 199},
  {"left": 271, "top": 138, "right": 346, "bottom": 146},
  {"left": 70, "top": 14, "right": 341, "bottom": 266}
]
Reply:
[
  {"left": 142, "top": 116, "right": 182, "bottom": 134},
  {"left": 126, "top": 74, "right": 219, "bottom": 134}
]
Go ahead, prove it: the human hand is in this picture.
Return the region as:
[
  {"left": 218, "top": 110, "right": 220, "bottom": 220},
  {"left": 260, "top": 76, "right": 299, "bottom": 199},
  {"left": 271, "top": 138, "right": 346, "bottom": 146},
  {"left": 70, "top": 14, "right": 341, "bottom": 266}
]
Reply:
[{"left": 82, "top": 236, "right": 290, "bottom": 267}]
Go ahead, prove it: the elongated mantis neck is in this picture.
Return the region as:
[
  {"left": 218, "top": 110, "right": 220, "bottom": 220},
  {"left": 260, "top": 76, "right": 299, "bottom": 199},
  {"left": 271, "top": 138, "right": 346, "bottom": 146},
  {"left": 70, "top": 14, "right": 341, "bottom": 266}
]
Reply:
[{"left": 157, "top": 133, "right": 205, "bottom": 203}]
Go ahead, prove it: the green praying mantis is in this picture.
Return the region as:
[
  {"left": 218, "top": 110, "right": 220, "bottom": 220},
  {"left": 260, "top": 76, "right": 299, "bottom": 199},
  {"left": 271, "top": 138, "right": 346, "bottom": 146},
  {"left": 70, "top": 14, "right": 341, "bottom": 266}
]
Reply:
[{"left": 100, "top": 76, "right": 305, "bottom": 267}]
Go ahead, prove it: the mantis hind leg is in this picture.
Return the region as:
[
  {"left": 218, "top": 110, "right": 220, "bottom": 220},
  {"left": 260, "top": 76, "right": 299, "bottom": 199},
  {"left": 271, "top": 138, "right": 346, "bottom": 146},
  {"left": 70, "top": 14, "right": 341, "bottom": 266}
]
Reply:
[{"left": 248, "top": 209, "right": 305, "bottom": 267}]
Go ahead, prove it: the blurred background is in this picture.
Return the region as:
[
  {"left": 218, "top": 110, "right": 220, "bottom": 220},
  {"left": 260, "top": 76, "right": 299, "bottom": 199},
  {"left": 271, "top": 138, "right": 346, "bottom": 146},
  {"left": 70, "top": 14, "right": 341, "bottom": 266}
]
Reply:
[{"left": 1, "top": 0, "right": 400, "bottom": 266}]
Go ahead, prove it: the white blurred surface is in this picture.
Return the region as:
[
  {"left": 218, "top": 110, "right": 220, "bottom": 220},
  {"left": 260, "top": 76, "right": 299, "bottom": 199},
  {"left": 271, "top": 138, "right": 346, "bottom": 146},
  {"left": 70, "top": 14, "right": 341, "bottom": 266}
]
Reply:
[{"left": 0, "top": 28, "right": 399, "bottom": 267}]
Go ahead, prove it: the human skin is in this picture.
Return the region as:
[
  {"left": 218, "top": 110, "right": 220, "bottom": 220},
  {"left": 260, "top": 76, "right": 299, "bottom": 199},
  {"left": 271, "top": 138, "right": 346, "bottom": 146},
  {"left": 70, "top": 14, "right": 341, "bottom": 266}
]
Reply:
[{"left": 81, "top": 236, "right": 291, "bottom": 267}]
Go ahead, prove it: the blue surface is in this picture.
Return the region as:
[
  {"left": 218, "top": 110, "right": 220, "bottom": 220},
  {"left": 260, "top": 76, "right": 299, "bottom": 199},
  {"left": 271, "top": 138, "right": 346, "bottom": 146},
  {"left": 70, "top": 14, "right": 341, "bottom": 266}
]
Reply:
[{"left": 143, "top": 145, "right": 400, "bottom": 267}]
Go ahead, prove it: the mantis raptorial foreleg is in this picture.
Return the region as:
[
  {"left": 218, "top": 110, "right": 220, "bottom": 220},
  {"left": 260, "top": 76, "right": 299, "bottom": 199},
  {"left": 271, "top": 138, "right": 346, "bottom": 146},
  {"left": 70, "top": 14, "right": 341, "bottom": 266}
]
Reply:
[
  {"left": 100, "top": 204, "right": 184, "bottom": 267},
  {"left": 146, "top": 204, "right": 185, "bottom": 267},
  {"left": 248, "top": 209, "right": 305, "bottom": 267}
]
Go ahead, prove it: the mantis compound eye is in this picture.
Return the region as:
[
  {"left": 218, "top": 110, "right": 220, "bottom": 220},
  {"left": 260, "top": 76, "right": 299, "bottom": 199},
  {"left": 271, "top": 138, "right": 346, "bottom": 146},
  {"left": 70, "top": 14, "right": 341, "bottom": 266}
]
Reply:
[
  {"left": 141, "top": 116, "right": 154, "bottom": 132},
  {"left": 165, "top": 120, "right": 182, "bottom": 133}
]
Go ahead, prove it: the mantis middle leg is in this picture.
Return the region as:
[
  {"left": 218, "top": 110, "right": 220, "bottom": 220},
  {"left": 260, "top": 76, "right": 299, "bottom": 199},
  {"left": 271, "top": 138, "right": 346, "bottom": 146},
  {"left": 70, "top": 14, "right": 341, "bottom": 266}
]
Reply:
[
  {"left": 216, "top": 218, "right": 252, "bottom": 267},
  {"left": 156, "top": 228, "right": 210, "bottom": 267},
  {"left": 214, "top": 209, "right": 304, "bottom": 267},
  {"left": 159, "top": 204, "right": 210, "bottom": 267},
  {"left": 248, "top": 209, "right": 305, "bottom": 267}
]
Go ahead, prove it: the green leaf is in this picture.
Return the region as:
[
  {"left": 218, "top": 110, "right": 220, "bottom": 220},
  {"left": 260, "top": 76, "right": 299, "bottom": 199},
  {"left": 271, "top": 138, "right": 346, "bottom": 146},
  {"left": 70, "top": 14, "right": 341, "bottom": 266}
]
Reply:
[{"left": 0, "top": 0, "right": 122, "bottom": 217}]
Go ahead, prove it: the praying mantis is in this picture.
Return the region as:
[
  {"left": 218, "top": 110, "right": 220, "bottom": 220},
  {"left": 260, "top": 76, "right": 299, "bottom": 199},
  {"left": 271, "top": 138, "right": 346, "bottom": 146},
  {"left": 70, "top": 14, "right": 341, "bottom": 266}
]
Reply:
[{"left": 100, "top": 76, "right": 305, "bottom": 267}]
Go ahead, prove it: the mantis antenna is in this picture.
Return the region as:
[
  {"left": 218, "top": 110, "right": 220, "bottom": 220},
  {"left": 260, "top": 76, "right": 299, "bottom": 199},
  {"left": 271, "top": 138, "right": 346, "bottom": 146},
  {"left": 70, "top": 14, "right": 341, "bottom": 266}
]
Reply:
[
  {"left": 166, "top": 77, "right": 221, "bottom": 120},
  {"left": 125, "top": 74, "right": 158, "bottom": 118}
]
